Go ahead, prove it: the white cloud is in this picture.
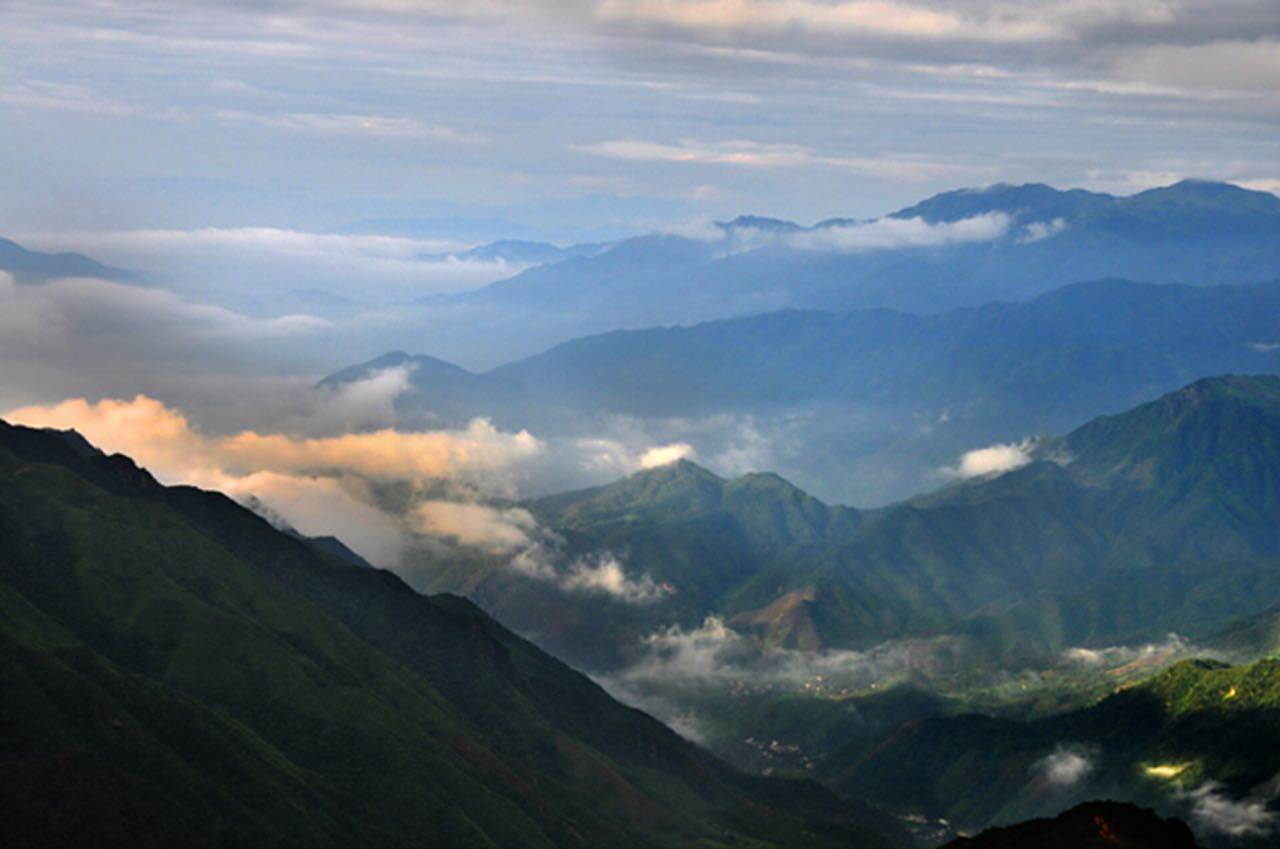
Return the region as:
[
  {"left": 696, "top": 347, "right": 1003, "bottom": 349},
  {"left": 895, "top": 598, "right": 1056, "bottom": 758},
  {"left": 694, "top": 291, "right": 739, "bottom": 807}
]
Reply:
[
  {"left": 561, "top": 553, "right": 663, "bottom": 602},
  {"left": 216, "top": 109, "right": 481, "bottom": 141},
  {"left": 1019, "top": 218, "right": 1068, "bottom": 243},
  {"left": 0, "top": 273, "right": 327, "bottom": 347},
  {"left": 640, "top": 442, "right": 696, "bottom": 468},
  {"left": 575, "top": 138, "right": 953, "bottom": 181},
  {"left": 1186, "top": 782, "right": 1277, "bottom": 837},
  {"left": 1061, "top": 635, "right": 1201, "bottom": 668},
  {"left": 617, "top": 615, "right": 966, "bottom": 690},
  {"left": 788, "top": 212, "right": 1010, "bottom": 252},
  {"left": 943, "top": 438, "right": 1034, "bottom": 479},
  {"left": 1036, "top": 746, "right": 1095, "bottom": 788},
  {"left": 3, "top": 392, "right": 545, "bottom": 564},
  {"left": 508, "top": 544, "right": 664, "bottom": 603},
  {"left": 21, "top": 229, "right": 526, "bottom": 299},
  {"left": 412, "top": 500, "right": 539, "bottom": 553}
]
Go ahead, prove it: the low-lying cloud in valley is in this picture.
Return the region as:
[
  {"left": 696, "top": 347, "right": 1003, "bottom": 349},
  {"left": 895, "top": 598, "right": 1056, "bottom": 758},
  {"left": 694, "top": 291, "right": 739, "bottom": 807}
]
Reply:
[
  {"left": 1184, "top": 779, "right": 1279, "bottom": 838},
  {"left": 1036, "top": 745, "right": 1096, "bottom": 789},
  {"left": 943, "top": 438, "right": 1035, "bottom": 479}
]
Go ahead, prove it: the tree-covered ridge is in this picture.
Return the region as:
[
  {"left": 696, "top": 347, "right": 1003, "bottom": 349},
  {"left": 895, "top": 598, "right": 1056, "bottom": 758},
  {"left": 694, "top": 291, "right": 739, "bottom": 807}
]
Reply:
[{"left": 0, "top": 420, "right": 902, "bottom": 849}]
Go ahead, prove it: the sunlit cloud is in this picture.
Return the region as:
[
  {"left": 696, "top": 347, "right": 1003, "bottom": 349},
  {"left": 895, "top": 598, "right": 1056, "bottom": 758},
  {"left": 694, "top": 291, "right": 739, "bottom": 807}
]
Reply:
[{"left": 943, "top": 438, "right": 1034, "bottom": 479}]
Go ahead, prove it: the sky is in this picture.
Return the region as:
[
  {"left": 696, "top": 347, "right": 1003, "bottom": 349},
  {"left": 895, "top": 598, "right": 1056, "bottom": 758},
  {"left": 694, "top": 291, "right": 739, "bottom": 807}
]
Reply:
[
  {"left": 3, "top": 0, "right": 1278, "bottom": 242},
  {"left": 2, "top": 0, "right": 1279, "bottom": 565}
]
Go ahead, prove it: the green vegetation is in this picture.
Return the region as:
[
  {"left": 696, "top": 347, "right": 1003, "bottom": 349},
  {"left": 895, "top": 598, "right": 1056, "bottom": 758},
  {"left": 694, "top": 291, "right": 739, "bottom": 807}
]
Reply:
[
  {"left": 824, "top": 657, "right": 1280, "bottom": 841},
  {"left": 417, "top": 375, "right": 1280, "bottom": 676},
  {"left": 0, "top": 421, "right": 902, "bottom": 849}
]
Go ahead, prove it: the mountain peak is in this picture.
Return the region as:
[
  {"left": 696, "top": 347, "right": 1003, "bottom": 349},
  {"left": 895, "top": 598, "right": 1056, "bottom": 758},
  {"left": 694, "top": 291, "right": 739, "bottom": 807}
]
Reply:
[
  {"left": 1059, "top": 374, "right": 1280, "bottom": 490},
  {"left": 717, "top": 215, "right": 803, "bottom": 234},
  {"left": 1122, "top": 179, "right": 1280, "bottom": 217}
]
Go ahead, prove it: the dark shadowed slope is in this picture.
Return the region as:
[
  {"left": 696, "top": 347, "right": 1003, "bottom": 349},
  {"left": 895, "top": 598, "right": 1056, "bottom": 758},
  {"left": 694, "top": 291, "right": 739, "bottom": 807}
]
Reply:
[
  {"left": 942, "top": 802, "right": 1199, "bottom": 849},
  {"left": 0, "top": 421, "right": 904, "bottom": 849},
  {"left": 835, "top": 658, "right": 1280, "bottom": 844}
]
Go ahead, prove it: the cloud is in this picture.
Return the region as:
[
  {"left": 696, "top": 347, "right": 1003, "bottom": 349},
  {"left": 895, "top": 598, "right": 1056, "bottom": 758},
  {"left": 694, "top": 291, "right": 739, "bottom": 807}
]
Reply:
[
  {"left": 508, "top": 544, "right": 664, "bottom": 603},
  {"left": 1186, "top": 782, "right": 1277, "bottom": 837},
  {"left": 1061, "top": 635, "right": 1202, "bottom": 668},
  {"left": 595, "top": 0, "right": 1059, "bottom": 44},
  {"left": 640, "top": 442, "right": 696, "bottom": 468},
  {"left": 1036, "top": 745, "right": 1095, "bottom": 788},
  {"left": 561, "top": 553, "right": 663, "bottom": 602},
  {"left": 943, "top": 438, "right": 1034, "bottom": 479},
  {"left": 1019, "top": 218, "right": 1068, "bottom": 243},
  {"left": 216, "top": 109, "right": 480, "bottom": 141},
  {"left": 412, "top": 500, "right": 539, "bottom": 553},
  {"left": 788, "top": 212, "right": 1010, "bottom": 252},
  {"left": 1115, "top": 39, "right": 1280, "bottom": 93},
  {"left": 30, "top": 228, "right": 524, "bottom": 298},
  {"left": 302, "top": 364, "right": 416, "bottom": 433},
  {"left": 575, "top": 138, "right": 953, "bottom": 181},
  {"left": 0, "top": 272, "right": 326, "bottom": 347},
  {"left": 3, "top": 392, "right": 545, "bottom": 564},
  {"left": 616, "top": 615, "right": 967, "bottom": 690},
  {"left": 226, "top": 471, "right": 407, "bottom": 564}
]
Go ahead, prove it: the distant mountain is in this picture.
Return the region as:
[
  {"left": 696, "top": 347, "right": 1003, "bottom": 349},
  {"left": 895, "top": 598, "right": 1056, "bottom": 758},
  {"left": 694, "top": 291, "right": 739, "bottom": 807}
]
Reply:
[
  {"left": 417, "top": 239, "right": 607, "bottom": 267},
  {"left": 0, "top": 420, "right": 904, "bottom": 849},
  {"left": 407, "top": 376, "right": 1280, "bottom": 674},
  {"left": 0, "top": 235, "right": 136, "bottom": 282},
  {"left": 328, "top": 277, "right": 1280, "bottom": 504},
  {"left": 440, "top": 180, "right": 1280, "bottom": 344}
]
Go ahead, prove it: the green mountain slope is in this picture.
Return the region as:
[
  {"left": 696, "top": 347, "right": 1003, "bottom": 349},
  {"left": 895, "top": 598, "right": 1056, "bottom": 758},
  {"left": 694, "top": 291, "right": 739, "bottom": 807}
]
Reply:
[
  {"left": 0, "top": 421, "right": 903, "bottom": 849},
  {"left": 413, "top": 376, "right": 1280, "bottom": 671},
  {"left": 408, "top": 460, "right": 864, "bottom": 669},
  {"left": 827, "top": 657, "right": 1280, "bottom": 845}
]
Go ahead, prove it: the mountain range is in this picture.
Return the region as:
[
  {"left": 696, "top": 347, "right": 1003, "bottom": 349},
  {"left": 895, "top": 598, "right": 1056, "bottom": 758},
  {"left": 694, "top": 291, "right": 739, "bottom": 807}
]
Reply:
[
  {"left": 328, "top": 276, "right": 1280, "bottom": 505},
  {"left": 0, "top": 236, "right": 135, "bottom": 283},
  {"left": 409, "top": 180, "right": 1280, "bottom": 358},
  {"left": 0, "top": 419, "right": 905, "bottom": 849},
  {"left": 405, "top": 375, "right": 1280, "bottom": 679},
  {"left": 831, "top": 657, "right": 1280, "bottom": 846}
]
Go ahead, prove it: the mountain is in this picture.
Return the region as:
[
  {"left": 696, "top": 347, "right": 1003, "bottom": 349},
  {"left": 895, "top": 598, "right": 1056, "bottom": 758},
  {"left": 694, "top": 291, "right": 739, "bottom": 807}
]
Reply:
[
  {"left": 0, "top": 235, "right": 136, "bottom": 282},
  {"left": 406, "top": 460, "right": 865, "bottom": 668},
  {"left": 437, "top": 180, "right": 1280, "bottom": 347},
  {"left": 417, "top": 239, "right": 607, "bottom": 266},
  {"left": 829, "top": 657, "right": 1280, "bottom": 845},
  {"left": 942, "top": 801, "right": 1200, "bottom": 849},
  {"left": 330, "top": 277, "right": 1280, "bottom": 505},
  {"left": 405, "top": 376, "right": 1280, "bottom": 676},
  {"left": 0, "top": 420, "right": 904, "bottom": 849}
]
